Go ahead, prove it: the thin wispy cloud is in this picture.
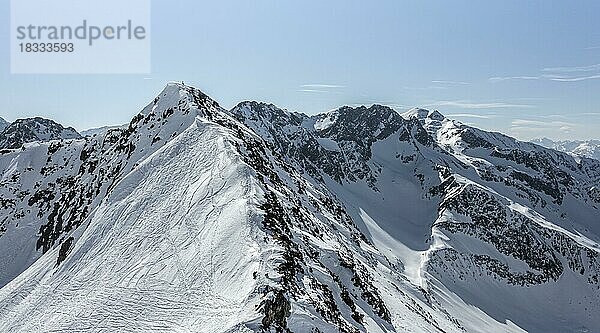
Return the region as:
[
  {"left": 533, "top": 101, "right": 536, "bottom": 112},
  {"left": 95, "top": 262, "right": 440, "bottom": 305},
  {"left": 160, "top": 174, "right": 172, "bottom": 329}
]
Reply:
[
  {"left": 491, "top": 63, "right": 600, "bottom": 83},
  {"left": 402, "top": 86, "right": 448, "bottom": 90},
  {"left": 431, "top": 80, "right": 470, "bottom": 85},
  {"left": 548, "top": 74, "right": 600, "bottom": 82},
  {"left": 511, "top": 119, "right": 578, "bottom": 134},
  {"left": 546, "top": 112, "right": 600, "bottom": 118},
  {"left": 546, "top": 114, "right": 569, "bottom": 119},
  {"left": 445, "top": 113, "right": 495, "bottom": 119},
  {"left": 300, "top": 84, "right": 345, "bottom": 88},
  {"left": 489, "top": 76, "right": 540, "bottom": 82},
  {"left": 490, "top": 73, "right": 600, "bottom": 83},
  {"left": 511, "top": 126, "right": 574, "bottom": 135},
  {"left": 514, "top": 97, "right": 553, "bottom": 101},
  {"left": 387, "top": 103, "right": 412, "bottom": 110},
  {"left": 512, "top": 119, "right": 575, "bottom": 127},
  {"left": 510, "top": 119, "right": 578, "bottom": 136},
  {"left": 297, "top": 89, "right": 332, "bottom": 93},
  {"left": 542, "top": 63, "right": 600, "bottom": 73},
  {"left": 510, "top": 126, "right": 551, "bottom": 133},
  {"left": 489, "top": 74, "right": 566, "bottom": 82},
  {"left": 298, "top": 84, "right": 345, "bottom": 94},
  {"left": 428, "top": 100, "right": 533, "bottom": 109}
]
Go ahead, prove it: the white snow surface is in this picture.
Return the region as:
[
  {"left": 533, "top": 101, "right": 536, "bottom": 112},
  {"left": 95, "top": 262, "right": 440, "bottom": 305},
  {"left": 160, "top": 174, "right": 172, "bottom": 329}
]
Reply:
[
  {"left": 0, "top": 121, "right": 270, "bottom": 332},
  {"left": 0, "top": 87, "right": 280, "bottom": 332},
  {"left": 1, "top": 84, "right": 599, "bottom": 333}
]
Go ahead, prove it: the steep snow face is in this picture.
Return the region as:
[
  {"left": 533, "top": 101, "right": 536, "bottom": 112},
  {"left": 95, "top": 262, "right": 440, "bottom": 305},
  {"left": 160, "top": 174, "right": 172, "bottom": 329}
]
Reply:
[
  {"left": 0, "top": 83, "right": 205, "bottom": 288},
  {"left": 0, "top": 117, "right": 81, "bottom": 149},
  {"left": 532, "top": 138, "right": 600, "bottom": 161},
  {"left": 0, "top": 141, "right": 86, "bottom": 286},
  {"left": 0, "top": 121, "right": 273, "bottom": 332}
]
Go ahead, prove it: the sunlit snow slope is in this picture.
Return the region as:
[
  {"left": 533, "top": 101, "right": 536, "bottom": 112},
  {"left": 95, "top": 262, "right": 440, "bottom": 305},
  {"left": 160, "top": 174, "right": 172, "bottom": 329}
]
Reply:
[{"left": 0, "top": 83, "right": 599, "bottom": 333}]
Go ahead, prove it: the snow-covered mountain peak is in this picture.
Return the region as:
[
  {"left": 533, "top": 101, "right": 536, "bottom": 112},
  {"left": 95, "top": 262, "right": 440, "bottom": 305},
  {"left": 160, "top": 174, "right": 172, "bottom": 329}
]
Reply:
[
  {"left": 1, "top": 82, "right": 600, "bottom": 333},
  {"left": 400, "top": 107, "right": 450, "bottom": 138},
  {"left": 339, "top": 103, "right": 393, "bottom": 117},
  {"left": 309, "top": 104, "right": 398, "bottom": 133},
  {"left": 428, "top": 110, "right": 445, "bottom": 121},
  {"left": 143, "top": 82, "right": 222, "bottom": 119},
  {"left": 231, "top": 101, "right": 305, "bottom": 126},
  {"left": 401, "top": 107, "right": 445, "bottom": 121},
  {"left": 401, "top": 107, "right": 430, "bottom": 120},
  {"left": 0, "top": 117, "right": 81, "bottom": 150}
]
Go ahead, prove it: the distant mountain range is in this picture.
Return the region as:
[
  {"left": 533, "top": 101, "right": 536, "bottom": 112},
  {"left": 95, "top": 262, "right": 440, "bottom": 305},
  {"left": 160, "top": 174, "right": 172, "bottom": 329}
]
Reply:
[
  {"left": 80, "top": 125, "right": 123, "bottom": 138},
  {"left": 0, "top": 83, "right": 599, "bottom": 332},
  {"left": 532, "top": 138, "right": 600, "bottom": 161}
]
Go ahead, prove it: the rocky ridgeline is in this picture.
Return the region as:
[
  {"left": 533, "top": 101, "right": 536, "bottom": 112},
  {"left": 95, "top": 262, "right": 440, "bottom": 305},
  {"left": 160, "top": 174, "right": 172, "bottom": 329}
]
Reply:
[
  {"left": 1, "top": 83, "right": 599, "bottom": 332},
  {"left": 236, "top": 101, "right": 600, "bottom": 329},
  {"left": 1, "top": 84, "right": 443, "bottom": 332}
]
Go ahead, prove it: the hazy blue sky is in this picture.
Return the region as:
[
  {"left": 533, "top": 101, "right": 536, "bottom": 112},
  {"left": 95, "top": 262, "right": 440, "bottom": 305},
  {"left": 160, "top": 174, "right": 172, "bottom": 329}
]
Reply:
[{"left": 1, "top": 1, "right": 599, "bottom": 140}]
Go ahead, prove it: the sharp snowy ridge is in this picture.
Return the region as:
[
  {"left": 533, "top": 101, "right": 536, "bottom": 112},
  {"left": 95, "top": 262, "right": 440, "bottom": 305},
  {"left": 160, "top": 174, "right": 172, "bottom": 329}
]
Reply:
[{"left": 0, "top": 82, "right": 599, "bottom": 332}]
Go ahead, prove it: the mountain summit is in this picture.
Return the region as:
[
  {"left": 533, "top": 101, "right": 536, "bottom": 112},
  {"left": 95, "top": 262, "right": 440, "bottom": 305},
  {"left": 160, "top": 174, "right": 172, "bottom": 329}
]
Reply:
[
  {"left": 0, "top": 83, "right": 599, "bottom": 333},
  {"left": 0, "top": 117, "right": 81, "bottom": 150}
]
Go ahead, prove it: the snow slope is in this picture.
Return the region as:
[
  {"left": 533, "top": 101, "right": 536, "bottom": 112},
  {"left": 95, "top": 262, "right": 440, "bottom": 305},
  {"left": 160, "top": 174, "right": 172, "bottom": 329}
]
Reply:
[
  {"left": 0, "top": 120, "right": 272, "bottom": 332},
  {"left": 0, "top": 83, "right": 599, "bottom": 332}
]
